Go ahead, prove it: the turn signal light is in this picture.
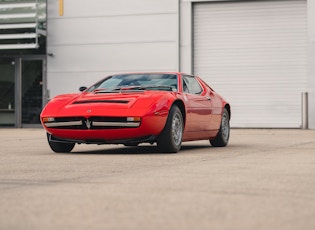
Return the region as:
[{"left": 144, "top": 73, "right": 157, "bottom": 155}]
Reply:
[
  {"left": 127, "top": 117, "right": 141, "bottom": 122},
  {"left": 42, "top": 117, "right": 55, "bottom": 122}
]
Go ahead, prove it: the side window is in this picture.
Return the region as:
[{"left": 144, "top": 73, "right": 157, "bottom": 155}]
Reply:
[{"left": 183, "top": 75, "right": 203, "bottom": 94}]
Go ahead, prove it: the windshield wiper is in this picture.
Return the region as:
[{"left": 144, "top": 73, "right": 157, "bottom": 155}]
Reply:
[
  {"left": 93, "top": 88, "right": 114, "bottom": 94},
  {"left": 142, "top": 85, "right": 174, "bottom": 91},
  {"left": 115, "top": 86, "right": 145, "bottom": 90}
]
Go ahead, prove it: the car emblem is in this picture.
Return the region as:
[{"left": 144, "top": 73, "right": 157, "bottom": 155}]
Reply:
[
  {"left": 87, "top": 109, "right": 91, "bottom": 113},
  {"left": 85, "top": 119, "right": 92, "bottom": 129}
]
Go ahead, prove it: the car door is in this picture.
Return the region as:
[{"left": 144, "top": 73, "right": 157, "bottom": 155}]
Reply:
[{"left": 182, "top": 75, "right": 213, "bottom": 133}]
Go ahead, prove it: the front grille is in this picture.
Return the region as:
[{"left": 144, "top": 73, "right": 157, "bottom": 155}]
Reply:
[
  {"left": 44, "top": 117, "right": 83, "bottom": 129},
  {"left": 44, "top": 116, "right": 140, "bottom": 129}
]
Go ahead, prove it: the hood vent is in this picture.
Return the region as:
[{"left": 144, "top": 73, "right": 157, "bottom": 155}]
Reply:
[{"left": 73, "top": 100, "right": 129, "bottom": 104}]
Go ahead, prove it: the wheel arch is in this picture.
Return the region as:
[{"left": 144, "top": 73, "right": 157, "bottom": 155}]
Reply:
[
  {"left": 172, "top": 99, "right": 186, "bottom": 125},
  {"left": 224, "top": 103, "right": 231, "bottom": 120}
]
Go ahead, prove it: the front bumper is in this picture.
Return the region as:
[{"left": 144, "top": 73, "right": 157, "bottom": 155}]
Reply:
[{"left": 42, "top": 113, "right": 168, "bottom": 143}]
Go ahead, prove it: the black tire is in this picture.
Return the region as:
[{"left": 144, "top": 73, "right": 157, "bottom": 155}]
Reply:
[
  {"left": 157, "top": 105, "right": 183, "bottom": 153},
  {"left": 123, "top": 143, "right": 139, "bottom": 147},
  {"left": 210, "top": 108, "right": 230, "bottom": 147},
  {"left": 47, "top": 133, "right": 75, "bottom": 153}
]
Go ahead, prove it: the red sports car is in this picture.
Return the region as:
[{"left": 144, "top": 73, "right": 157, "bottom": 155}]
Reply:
[{"left": 41, "top": 72, "right": 230, "bottom": 153}]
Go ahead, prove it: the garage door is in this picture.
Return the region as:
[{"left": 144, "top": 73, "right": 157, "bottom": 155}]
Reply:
[{"left": 193, "top": 0, "right": 307, "bottom": 128}]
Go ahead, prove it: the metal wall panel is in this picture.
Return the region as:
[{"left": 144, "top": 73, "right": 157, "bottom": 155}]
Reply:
[
  {"left": 47, "top": 0, "right": 178, "bottom": 98},
  {"left": 47, "top": 0, "right": 177, "bottom": 19},
  {"left": 193, "top": 0, "right": 307, "bottom": 128},
  {"left": 47, "top": 14, "right": 177, "bottom": 46}
]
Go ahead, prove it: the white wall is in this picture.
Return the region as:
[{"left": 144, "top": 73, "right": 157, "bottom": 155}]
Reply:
[
  {"left": 308, "top": 0, "right": 315, "bottom": 129},
  {"left": 47, "top": 0, "right": 179, "bottom": 97}
]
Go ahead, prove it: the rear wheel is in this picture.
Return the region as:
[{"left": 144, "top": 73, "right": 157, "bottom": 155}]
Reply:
[
  {"left": 210, "top": 108, "right": 230, "bottom": 147},
  {"left": 157, "top": 105, "right": 183, "bottom": 153},
  {"left": 47, "top": 133, "right": 75, "bottom": 153}
]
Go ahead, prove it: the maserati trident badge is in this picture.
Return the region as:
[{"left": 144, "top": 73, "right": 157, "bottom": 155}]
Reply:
[{"left": 85, "top": 119, "right": 92, "bottom": 129}]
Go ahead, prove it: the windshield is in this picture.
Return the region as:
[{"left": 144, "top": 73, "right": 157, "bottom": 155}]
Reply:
[{"left": 88, "top": 74, "right": 178, "bottom": 93}]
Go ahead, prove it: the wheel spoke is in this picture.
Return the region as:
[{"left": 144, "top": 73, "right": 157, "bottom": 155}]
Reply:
[{"left": 221, "top": 113, "right": 229, "bottom": 141}]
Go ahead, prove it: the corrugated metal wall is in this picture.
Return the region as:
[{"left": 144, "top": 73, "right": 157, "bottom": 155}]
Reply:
[{"left": 193, "top": 0, "right": 307, "bottom": 128}]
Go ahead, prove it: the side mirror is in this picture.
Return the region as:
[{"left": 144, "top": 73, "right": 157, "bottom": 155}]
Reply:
[{"left": 79, "top": 86, "right": 87, "bottom": 92}]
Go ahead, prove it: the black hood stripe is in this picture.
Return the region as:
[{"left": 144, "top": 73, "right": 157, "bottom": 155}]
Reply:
[{"left": 73, "top": 100, "right": 129, "bottom": 104}]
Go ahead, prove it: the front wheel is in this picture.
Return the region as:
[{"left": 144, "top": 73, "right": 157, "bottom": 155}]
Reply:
[
  {"left": 210, "top": 108, "right": 230, "bottom": 147},
  {"left": 47, "top": 133, "right": 75, "bottom": 153},
  {"left": 123, "top": 143, "right": 139, "bottom": 147},
  {"left": 157, "top": 105, "right": 183, "bottom": 153}
]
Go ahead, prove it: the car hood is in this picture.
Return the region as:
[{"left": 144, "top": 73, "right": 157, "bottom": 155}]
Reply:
[
  {"left": 73, "top": 91, "right": 164, "bottom": 108},
  {"left": 42, "top": 91, "right": 175, "bottom": 117}
]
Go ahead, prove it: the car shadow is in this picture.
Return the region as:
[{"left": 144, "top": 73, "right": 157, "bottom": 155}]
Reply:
[{"left": 70, "top": 143, "right": 215, "bottom": 155}]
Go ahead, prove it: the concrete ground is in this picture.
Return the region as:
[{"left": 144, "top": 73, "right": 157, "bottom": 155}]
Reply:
[{"left": 0, "top": 128, "right": 315, "bottom": 230}]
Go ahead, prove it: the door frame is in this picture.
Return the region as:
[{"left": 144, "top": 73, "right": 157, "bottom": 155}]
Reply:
[{"left": 14, "top": 55, "right": 47, "bottom": 128}]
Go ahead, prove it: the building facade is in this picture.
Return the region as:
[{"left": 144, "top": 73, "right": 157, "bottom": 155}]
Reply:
[
  {"left": 1, "top": 0, "right": 315, "bottom": 129},
  {"left": 0, "top": 0, "right": 46, "bottom": 127}
]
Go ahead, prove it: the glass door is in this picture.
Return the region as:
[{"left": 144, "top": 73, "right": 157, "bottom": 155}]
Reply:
[
  {"left": 21, "top": 59, "right": 44, "bottom": 126},
  {"left": 0, "top": 58, "right": 15, "bottom": 126}
]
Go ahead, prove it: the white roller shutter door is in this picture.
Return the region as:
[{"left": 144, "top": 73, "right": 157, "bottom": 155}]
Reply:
[{"left": 193, "top": 0, "right": 307, "bottom": 128}]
